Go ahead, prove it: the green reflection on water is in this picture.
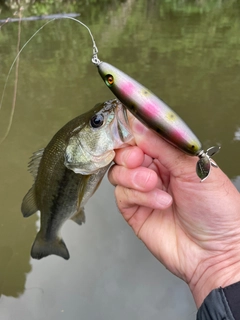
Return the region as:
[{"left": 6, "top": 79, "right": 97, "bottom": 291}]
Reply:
[{"left": 0, "top": 0, "right": 239, "bottom": 303}]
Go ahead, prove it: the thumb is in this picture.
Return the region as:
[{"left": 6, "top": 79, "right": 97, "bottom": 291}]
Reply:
[{"left": 130, "top": 117, "right": 200, "bottom": 180}]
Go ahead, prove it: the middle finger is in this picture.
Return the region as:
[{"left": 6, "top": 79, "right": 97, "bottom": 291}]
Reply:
[{"left": 108, "top": 165, "right": 159, "bottom": 192}]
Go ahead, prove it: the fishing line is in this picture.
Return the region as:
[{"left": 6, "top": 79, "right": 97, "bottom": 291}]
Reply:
[
  {"left": 0, "top": 16, "right": 100, "bottom": 143},
  {"left": 0, "top": 18, "right": 56, "bottom": 116},
  {"left": 0, "top": 14, "right": 22, "bottom": 145},
  {"left": 66, "top": 16, "right": 101, "bottom": 65}
]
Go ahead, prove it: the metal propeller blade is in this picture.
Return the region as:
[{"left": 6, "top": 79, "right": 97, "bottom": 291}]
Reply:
[
  {"left": 196, "top": 156, "right": 211, "bottom": 181},
  {"left": 196, "top": 146, "right": 221, "bottom": 181},
  {"left": 206, "top": 146, "right": 221, "bottom": 157}
]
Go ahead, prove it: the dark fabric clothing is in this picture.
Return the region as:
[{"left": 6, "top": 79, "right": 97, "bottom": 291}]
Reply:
[
  {"left": 223, "top": 282, "right": 240, "bottom": 319},
  {"left": 197, "top": 281, "right": 240, "bottom": 320}
]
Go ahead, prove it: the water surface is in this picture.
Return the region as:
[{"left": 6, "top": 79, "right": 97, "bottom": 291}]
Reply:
[{"left": 0, "top": 1, "right": 240, "bottom": 319}]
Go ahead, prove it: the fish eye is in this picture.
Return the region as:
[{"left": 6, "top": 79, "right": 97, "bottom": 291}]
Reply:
[
  {"left": 105, "top": 74, "right": 114, "bottom": 87},
  {"left": 90, "top": 114, "right": 104, "bottom": 128}
]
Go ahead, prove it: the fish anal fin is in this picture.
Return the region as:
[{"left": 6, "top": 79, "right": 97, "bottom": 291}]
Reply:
[
  {"left": 31, "top": 231, "right": 69, "bottom": 260},
  {"left": 28, "top": 148, "right": 44, "bottom": 180},
  {"left": 21, "top": 186, "right": 38, "bottom": 217},
  {"left": 71, "top": 208, "right": 86, "bottom": 225}
]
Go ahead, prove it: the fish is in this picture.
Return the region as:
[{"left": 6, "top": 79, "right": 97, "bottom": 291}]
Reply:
[
  {"left": 95, "top": 61, "right": 220, "bottom": 181},
  {"left": 21, "top": 99, "right": 133, "bottom": 260}
]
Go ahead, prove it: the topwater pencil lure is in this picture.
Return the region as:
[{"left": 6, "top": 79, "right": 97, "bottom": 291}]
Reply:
[
  {"left": 88, "top": 38, "right": 220, "bottom": 181},
  {"left": 95, "top": 60, "right": 220, "bottom": 181}
]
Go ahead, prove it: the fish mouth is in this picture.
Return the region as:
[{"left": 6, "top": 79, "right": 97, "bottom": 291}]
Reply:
[
  {"left": 122, "top": 106, "right": 129, "bottom": 127},
  {"left": 113, "top": 100, "right": 133, "bottom": 146}
]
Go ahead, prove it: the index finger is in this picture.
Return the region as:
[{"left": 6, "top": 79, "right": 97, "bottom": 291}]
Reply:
[{"left": 114, "top": 146, "right": 154, "bottom": 169}]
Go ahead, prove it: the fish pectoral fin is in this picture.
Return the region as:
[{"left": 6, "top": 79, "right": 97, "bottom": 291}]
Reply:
[
  {"left": 31, "top": 230, "right": 70, "bottom": 260},
  {"left": 21, "top": 186, "right": 38, "bottom": 217},
  {"left": 71, "top": 208, "right": 86, "bottom": 225}
]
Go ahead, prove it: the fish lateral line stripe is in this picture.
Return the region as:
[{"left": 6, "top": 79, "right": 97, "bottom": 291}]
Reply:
[{"left": 47, "top": 168, "right": 77, "bottom": 232}]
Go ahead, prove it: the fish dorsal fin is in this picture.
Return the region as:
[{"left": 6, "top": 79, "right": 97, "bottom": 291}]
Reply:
[{"left": 28, "top": 148, "right": 44, "bottom": 180}]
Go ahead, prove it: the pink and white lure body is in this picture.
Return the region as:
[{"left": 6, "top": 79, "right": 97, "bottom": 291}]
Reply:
[
  {"left": 97, "top": 62, "right": 201, "bottom": 156},
  {"left": 94, "top": 61, "right": 220, "bottom": 181}
]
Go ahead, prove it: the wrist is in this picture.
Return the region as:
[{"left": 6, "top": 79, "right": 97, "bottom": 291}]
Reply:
[{"left": 189, "top": 249, "right": 240, "bottom": 308}]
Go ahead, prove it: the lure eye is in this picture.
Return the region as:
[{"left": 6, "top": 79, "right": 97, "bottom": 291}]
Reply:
[
  {"left": 105, "top": 74, "right": 114, "bottom": 86},
  {"left": 90, "top": 114, "right": 104, "bottom": 128}
]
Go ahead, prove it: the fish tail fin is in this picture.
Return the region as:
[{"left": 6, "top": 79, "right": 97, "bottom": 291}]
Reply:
[
  {"left": 31, "top": 231, "right": 70, "bottom": 260},
  {"left": 21, "top": 185, "right": 38, "bottom": 217}
]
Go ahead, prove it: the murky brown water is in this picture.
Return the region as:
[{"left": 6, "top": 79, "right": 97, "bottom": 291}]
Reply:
[{"left": 0, "top": 1, "right": 240, "bottom": 319}]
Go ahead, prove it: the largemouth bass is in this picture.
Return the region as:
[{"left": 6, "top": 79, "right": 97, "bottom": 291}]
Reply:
[{"left": 21, "top": 99, "right": 133, "bottom": 260}]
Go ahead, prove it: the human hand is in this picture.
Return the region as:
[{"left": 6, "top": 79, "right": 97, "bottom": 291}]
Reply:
[{"left": 108, "top": 116, "right": 240, "bottom": 307}]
